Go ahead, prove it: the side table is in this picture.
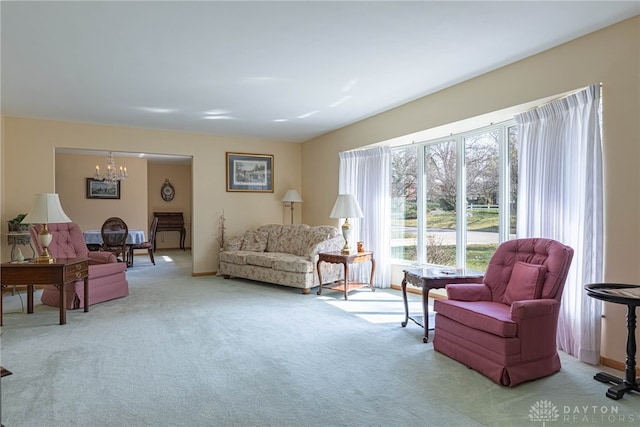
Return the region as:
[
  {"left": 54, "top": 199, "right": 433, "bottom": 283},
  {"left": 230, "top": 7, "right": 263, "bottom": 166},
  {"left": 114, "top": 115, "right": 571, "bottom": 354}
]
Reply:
[
  {"left": 585, "top": 283, "right": 640, "bottom": 400},
  {"left": 1, "top": 257, "right": 90, "bottom": 326},
  {"left": 317, "top": 251, "right": 375, "bottom": 300},
  {"left": 401, "top": 267, "right": 484, "bottom": 343}
]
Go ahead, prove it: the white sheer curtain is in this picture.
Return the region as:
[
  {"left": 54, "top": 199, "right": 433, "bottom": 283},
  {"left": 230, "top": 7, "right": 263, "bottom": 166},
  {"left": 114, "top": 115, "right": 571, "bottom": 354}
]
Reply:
[
  {"left": 515, "top": 84, "right": 603, "bottom": 364},
  {"left": 338, "top": 147, "right": 391, "bottom": 288}
]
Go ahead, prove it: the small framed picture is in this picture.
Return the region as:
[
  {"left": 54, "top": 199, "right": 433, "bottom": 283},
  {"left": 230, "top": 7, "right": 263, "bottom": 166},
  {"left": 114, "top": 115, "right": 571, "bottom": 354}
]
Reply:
[
  {"left": 86, "top": 178, "right": 121, "bottom": 199},
  {"left": 226, "top": 152, "right": 274, "bottom": 192}
]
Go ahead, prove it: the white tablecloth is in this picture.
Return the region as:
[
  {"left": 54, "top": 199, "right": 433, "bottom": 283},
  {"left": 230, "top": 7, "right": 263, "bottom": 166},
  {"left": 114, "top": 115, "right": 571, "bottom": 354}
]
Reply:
[{"left": 83, "top": 229, "right": 146, "bottom": 245}]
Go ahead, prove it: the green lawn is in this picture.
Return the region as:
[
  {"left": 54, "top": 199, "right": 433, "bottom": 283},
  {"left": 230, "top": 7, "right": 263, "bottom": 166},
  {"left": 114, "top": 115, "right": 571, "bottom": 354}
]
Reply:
[{"left": 392, "top": 209, "right": 500, "bottom": 270}]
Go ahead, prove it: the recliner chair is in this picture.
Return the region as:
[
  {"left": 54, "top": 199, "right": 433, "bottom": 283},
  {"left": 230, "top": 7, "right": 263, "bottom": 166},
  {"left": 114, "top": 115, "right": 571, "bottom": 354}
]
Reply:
[
  {"left": 29, "top": 223, "right": 129, "bottom": 309},
  {"left": 433, "top": 238, "right": 574, "bottom": 386}
]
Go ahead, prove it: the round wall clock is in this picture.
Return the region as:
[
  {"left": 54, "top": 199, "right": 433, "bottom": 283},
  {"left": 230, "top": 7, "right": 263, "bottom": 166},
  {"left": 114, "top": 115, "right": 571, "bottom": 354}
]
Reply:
[{"left": 161, "top": 179, "right": 175, "bottom": 202}]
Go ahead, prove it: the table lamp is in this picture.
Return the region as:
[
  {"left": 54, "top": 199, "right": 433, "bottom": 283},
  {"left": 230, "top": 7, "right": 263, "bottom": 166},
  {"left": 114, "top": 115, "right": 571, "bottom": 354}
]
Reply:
[
  {"left": 329, "top": 194, "right": 364, "bottom": 254},
  {"left": 22, "top": 193, "right": 73, "bottom": 264},
  {"left": 281, "top": 189, "right": 303, "bottom": 224}
]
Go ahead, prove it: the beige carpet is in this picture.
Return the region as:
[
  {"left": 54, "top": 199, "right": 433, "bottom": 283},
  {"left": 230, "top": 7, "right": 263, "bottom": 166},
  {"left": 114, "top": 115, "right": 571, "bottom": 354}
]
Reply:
[{"left": 1, "top": 250, "right": 638, "bottom": 426}]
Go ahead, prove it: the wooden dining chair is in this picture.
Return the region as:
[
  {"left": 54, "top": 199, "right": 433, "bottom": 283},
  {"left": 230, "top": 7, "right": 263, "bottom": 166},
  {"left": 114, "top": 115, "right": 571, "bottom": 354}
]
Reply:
[
  {"left": 101, "top": 217, "right": 129, "bottom": 264},
  {"left": 128, "top": 217, "right": 158, "bottom": 267}
]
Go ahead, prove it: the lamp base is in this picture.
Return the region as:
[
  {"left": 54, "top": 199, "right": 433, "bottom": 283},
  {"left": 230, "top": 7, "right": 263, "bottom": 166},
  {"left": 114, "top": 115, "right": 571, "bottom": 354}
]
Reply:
[
  {"left": 33, "top": 255, "right": 55, "bottom": 264},
  {"left": 341, "top": 219, "right": 352, "bottom": 254}
]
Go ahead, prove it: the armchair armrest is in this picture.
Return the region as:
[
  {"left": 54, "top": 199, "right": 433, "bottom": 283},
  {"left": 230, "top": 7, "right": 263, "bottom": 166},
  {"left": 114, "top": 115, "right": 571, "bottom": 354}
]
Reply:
[
  {"left": 446, "top": 283, "right": 491, "bottom": 301},
  {"left": 88, "top": 251, "right": 117, "bottom": 265},
  {"left": 510, "top": 299, "right": 559, "bottom": 321},
  {"left": 511, "top": 299, "right": 561, "bottom": 361}
]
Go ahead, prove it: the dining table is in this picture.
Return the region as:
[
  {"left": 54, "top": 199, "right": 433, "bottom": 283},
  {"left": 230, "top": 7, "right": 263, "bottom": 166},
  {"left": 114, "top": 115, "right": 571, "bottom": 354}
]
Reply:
[
  {"left": 83, "top": 229, "right": 146, "bottom": 267},
  {"left": 83, "top": 229, "right": 146, "bottom": 246}
]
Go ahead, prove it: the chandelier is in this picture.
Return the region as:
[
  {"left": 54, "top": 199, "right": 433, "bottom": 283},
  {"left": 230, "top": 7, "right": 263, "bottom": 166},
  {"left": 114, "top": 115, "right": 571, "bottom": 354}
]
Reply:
[{"left": 94, "top": 152, "right": 128, "bottom": 183}]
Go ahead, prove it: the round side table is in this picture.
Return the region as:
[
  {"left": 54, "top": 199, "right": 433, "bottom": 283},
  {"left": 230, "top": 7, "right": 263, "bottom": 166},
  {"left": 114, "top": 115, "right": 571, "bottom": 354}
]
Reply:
[{"left": 585, "top": 283, "right": 640, "bottom": 400}]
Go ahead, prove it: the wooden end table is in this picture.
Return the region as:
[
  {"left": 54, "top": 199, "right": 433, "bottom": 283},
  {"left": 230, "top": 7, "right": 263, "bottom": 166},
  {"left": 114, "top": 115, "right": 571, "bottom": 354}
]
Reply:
[
  {"left": 317, "top": 251, "right": 375, "bottom": 300},
  {"left": 401, "top": 267, "right": 484, "bottom": 343},
  {"left": 1, "top": 257, "right": 90, "bottom": 325},
  {"left": 585, "top": 283, "right": 640, "bottom": 400}
]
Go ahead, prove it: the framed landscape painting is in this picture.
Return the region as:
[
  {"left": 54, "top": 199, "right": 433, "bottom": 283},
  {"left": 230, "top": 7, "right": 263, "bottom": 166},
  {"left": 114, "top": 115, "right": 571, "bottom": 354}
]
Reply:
[
  {"left": 226, "top": 152, "right": 274, "bottom": 192},
  {"left": 86, "top": 178, "right": 121, "bottom": 199}
]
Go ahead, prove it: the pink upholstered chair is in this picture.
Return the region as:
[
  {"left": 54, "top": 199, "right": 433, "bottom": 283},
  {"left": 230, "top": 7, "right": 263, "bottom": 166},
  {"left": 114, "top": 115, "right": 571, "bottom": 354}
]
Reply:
[
  {"left": 433, "top": 238, "right": 574, "bottom": 386},
  {"left": 29, "top": 223, "right": 129, "bottom": 309}
]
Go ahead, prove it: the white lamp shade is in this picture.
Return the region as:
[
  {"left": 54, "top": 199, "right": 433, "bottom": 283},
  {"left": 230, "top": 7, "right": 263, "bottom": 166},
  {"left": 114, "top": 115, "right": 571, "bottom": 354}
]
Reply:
[
  {"left": 281, "top": 189, "right": 303, "bottom": 203},
  {"left": 22, "top": 193, "right": 73, "bottom": 224},
  {"left": 329, "top": 194, "right": 363, "bottom": 219}
]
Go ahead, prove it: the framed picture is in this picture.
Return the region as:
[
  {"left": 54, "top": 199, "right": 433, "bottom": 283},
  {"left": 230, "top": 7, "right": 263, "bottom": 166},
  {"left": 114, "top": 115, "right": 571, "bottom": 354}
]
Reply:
[
  {"left": 226, "top": 152, "right": 274, "bottom": 192},
  {"left": 86, "top": 178, "right": 121, "bottom": 199}
]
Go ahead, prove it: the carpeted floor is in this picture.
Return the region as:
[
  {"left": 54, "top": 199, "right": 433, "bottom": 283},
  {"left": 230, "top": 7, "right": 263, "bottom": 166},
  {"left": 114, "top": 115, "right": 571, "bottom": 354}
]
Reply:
[{"left": 0, "top": 250, "right": 638, "bottom": 426}]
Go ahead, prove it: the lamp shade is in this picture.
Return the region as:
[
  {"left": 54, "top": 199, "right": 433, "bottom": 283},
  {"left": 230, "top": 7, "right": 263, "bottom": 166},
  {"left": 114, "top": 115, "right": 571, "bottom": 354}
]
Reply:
[
  {"left": 329, "top": 194, "right": 363, "bottom": 219},
  {"left": 281, "top": 189, "right": 303, "bottom": 203},
  {"left": 22, "top": 193, "right": 73, "bottom": 224}
]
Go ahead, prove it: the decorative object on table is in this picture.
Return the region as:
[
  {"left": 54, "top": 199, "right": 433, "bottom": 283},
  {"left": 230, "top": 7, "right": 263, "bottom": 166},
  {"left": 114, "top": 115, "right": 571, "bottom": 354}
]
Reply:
[
  {"left": 161, "top": 179, "right": 175, "bottom": 202},
  {"left": 15, "top": 248, "right": 24, "bottom": 262},
  {"left": 226, "top": 152, "right": 274, "bottom": 192},
  {"left": 94, "top": 151, "right": 127, "bottom": 183},
  {"left": 86, "top": 178, "right": 121, "bottom": 199},
  {"left": 281, "top": 189, "right": 303, "bottom": 224},
  {"left": 357, "top": 241, "right": 365, "bottom": 253},
  {"left": 329, "top": 194, "right": 364, "bottom": 254},
  {"left": 101, "top": 217, "right": 129, "bottom": 264},
  {"left": 7, "top": 213, "right": 28, "bottom": 232},
  {"left": 22, "top": 193, "right": 73, "bottom": 264}
]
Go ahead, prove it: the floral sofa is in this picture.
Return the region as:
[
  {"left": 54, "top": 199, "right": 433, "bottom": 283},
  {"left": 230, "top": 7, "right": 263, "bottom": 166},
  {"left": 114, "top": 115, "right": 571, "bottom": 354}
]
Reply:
[{"left": 218, "top": 224, "right": 345, "bottom": 293}]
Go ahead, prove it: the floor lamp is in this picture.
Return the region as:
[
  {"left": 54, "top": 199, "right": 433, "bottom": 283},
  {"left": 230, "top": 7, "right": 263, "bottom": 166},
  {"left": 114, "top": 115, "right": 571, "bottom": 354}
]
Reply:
[{"left": 282, "top": 189, "right": 303, "bottom": 224}]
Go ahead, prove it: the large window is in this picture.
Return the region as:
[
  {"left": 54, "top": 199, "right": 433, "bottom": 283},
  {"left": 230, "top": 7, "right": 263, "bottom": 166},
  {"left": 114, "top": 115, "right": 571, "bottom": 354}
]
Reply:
[{"left": 391, "top": 121, "right": 517, "bottom": 272}]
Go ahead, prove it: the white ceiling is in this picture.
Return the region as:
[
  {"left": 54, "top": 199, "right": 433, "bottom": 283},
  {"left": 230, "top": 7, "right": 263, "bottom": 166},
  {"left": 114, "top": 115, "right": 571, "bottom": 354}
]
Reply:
[{"left": 2, "top": 1, "right": 639, "bottom": 144}]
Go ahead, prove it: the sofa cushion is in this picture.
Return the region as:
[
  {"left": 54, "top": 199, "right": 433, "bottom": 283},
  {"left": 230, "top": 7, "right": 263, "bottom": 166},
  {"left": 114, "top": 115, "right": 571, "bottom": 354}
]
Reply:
[
  {"left": 246, "top": 253, "right": 281, "bottom": 268},
  {"left": 241, "top": 230, "right": 268, "bottom": 252},
  {"left": 219, "top": 251, "right": 250, "bottom": 265},
  {"left": 504, "top": 261, "right": 547, "bottom": 304},
  {"left": 257, "top": 224, "right": 283, "bottom": 253},
  {"left": 223, "top": 235, "right": 244, "bottom": 251},
  {"left": 275, "top": 224, "right": 309, "bottom": 255},
  {"left": 434, "top": 300, "right": 517, "bottom": 338},
  {"left": 273, "top": 256, "right": 313, "bottom": 274}
]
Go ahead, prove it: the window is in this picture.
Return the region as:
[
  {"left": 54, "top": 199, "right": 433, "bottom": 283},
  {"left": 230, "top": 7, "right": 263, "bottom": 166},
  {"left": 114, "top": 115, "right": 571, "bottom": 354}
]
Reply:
[{"left": 391, "top": 121, "right": 517, "bottom": 272}]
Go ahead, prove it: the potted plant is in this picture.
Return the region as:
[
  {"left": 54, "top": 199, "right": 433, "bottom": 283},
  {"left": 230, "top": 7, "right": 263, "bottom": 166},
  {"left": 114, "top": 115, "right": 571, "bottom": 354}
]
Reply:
[{"left": 7, "top": 213, "right": 28, "bottom": 232}]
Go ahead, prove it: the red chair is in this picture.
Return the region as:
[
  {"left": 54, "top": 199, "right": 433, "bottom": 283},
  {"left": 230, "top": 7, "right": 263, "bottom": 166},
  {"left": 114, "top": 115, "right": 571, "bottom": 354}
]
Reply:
[
  {"left": 29, "top": 223, "right": 129, "bottom": 309},
  {"left": 433, "top": 238, "right": 574, "bottom": 386}
]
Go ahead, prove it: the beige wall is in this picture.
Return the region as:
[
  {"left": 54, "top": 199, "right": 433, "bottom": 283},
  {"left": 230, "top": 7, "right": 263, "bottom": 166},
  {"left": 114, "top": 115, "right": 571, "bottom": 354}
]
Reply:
[
  {"left": 1, "top": 117, "right": 302, "bottom": 275},
  {"left": 302, "top": 17, "right": 640, "bottom": 365},
  {"left": 55, "top": 153, "right": 148, "bottom": 232}
]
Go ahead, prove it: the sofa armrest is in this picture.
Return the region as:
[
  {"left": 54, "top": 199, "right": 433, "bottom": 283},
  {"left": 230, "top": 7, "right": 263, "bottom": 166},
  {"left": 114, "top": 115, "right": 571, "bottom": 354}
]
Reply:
[
  {"left": 222, "top": 235, "right": 244, "bottom": 252},
  {"left": 446, "top": 283, "right": 491, "bottom": 301},
  {"left": 510, "top": 299, "right": 559, "bottom": 321},
  {"left": 306, "top": 235, "right": 345, "bottom": 260},
  {"left": 89, "top": 251, "right": 117, "bottom": 265}
]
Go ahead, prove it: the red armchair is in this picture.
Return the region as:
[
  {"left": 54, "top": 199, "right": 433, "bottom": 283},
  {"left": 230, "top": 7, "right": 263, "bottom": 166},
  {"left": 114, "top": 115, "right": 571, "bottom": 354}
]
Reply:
[
  {"left": 29, "top": 223, "right": 129, "bottom": 309},
  {"left": 433, "top": 238, "right": 574, "bottom": 386}
]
